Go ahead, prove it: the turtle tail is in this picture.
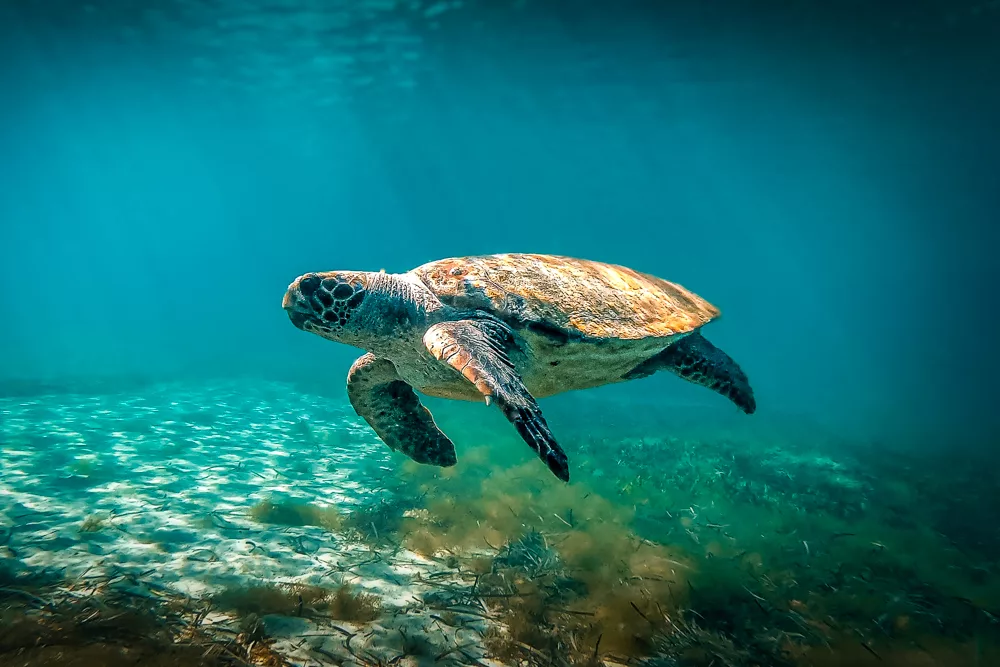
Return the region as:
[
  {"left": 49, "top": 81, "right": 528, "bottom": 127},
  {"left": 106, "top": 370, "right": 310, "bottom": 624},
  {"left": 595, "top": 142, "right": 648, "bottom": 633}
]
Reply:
[{"left": 625, "top": 331, "right": 756, "bottom": 414}]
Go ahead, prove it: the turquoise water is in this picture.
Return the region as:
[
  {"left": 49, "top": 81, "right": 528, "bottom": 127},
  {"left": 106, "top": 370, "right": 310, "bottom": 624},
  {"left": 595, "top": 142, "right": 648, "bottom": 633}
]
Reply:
[{"left": 0, "top": 2, "right": 998, "bottom": 666}]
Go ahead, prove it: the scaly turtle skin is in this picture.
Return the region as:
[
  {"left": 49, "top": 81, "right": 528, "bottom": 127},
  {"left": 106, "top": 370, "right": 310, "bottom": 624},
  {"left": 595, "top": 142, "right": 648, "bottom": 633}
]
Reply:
[{"left": 282, "top": 253, "right": 755, "bottom": 482}]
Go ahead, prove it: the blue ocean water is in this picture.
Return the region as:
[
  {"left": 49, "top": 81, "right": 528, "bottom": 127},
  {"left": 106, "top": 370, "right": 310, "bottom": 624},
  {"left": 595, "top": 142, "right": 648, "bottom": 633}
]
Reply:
[{"left": 0, "top": 2, "right": 997, "bottom": 666}]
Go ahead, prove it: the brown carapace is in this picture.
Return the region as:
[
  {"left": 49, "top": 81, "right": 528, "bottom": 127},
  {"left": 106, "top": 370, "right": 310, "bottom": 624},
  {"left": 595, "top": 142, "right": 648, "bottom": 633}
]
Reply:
[{"left": 283, "top": 253, "right": 755, "bottom": 482}]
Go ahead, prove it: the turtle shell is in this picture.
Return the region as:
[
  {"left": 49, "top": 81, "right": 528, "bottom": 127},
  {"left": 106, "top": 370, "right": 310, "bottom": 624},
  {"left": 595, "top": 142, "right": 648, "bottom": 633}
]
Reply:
[{"left": 409, "top": 253, "right": 720, "bottom": 340}]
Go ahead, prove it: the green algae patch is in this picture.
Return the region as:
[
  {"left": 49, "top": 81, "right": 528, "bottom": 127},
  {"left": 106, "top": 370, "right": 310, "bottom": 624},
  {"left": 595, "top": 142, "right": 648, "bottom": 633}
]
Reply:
[
  {"left": 212, "top": 582, "right": 381, "bottom": 622},
  {"left": 248, "top": 498, "right": 345, "bottom": 531}
]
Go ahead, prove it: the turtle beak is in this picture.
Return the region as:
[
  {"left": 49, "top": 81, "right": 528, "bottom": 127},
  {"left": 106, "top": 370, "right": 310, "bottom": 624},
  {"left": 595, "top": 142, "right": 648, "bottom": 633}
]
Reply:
[
  {"left": 283, "top": 274, "right": 315, "bottom": 330},
  {"left": 286, "top": 307, "right": 309, "bottom": 330}
]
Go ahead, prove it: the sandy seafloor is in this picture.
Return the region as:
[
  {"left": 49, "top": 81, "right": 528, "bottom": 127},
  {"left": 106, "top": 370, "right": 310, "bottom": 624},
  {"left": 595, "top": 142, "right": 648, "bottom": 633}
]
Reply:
[
  {"left": 0, "top": 379, "right": 505, "bottom": 666},
  {"left": 2, "top": 378, "right": 999, "bottom": 667}
]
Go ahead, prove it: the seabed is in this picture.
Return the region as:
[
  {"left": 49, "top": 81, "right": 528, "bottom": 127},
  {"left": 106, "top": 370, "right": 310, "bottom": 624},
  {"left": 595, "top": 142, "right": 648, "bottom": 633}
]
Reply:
[{"left": 0, "top": 379, "right": 997, "bottom": 666}]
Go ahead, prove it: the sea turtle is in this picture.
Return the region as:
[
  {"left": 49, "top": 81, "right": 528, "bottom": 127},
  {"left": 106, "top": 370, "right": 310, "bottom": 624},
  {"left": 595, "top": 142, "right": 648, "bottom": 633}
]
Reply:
[{"left": 282, "top": 253, "right": 755, "bottom": 482}]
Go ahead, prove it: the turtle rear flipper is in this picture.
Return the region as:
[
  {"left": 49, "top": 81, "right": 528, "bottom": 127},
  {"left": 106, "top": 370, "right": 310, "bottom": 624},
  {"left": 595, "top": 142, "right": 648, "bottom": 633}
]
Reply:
[
  {"left": 347, "top": 353, "right": 457, "bottom": 467},
  {"left": 626, "top": 331, "right": 756, "bottom": 414},
  {"left": 424, "top": 318, "right": 570, "bottom": 482}
]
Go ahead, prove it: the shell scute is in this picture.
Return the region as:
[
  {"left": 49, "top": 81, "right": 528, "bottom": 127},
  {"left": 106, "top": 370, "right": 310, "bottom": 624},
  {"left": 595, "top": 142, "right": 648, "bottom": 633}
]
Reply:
[{"left": 411, "top": 253, "right": 720, "bottom": 340}]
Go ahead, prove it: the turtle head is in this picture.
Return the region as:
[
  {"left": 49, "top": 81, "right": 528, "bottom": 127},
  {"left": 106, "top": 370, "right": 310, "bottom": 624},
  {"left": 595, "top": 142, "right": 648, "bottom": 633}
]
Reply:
[{"left": 282, "top": 270, "right": 427, "bottom": 349}]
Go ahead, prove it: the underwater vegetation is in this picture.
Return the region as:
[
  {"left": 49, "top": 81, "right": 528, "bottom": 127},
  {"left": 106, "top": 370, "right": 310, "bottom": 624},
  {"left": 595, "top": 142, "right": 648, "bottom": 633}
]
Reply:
[
  {"left": 249, "top": 498, "right": 345, "bottom": 532},
  {"left": 384, "top": 442, "right": 1000, "bottom": 665},
  {"left": 0, "top": 561, "right": 288, "bottom": 667},
  {"left": 237, "top": 425, "right": 1000, "bottom": 667},
  {"left": 212, "top": 581, "right": 381, "bottom": 622}
]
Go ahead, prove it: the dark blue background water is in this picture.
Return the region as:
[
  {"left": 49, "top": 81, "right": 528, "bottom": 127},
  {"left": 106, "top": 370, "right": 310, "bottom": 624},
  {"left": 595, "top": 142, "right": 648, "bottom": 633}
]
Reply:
[{"left": 1, "top": 1, "right": 997, "bottom": 449}]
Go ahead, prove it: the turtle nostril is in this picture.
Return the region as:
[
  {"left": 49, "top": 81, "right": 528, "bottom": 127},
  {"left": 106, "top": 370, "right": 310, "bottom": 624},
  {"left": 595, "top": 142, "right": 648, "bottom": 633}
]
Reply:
[{"left": 299, "top": 274, "right": 321, "bottom": 297}]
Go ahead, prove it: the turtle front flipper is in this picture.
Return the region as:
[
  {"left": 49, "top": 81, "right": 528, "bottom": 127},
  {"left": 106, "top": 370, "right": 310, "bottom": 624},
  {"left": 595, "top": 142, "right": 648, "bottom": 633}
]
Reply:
[
  {"left": 347, "top": 352, "right": 457, "bottom": 467},
  {"left": 423, "top": 319, "right": 570, "bottom": 482},
  {"left": 625, "top": 330, "right": 756, "bottom": 414}
]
